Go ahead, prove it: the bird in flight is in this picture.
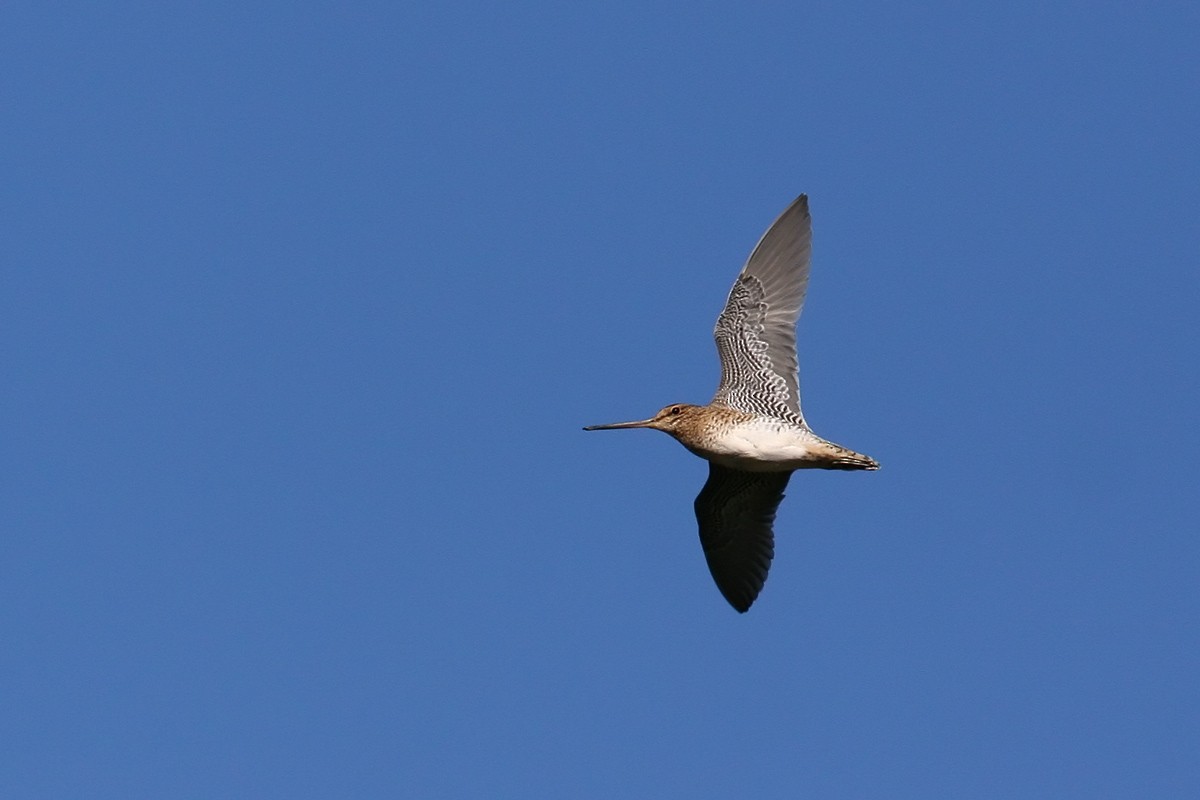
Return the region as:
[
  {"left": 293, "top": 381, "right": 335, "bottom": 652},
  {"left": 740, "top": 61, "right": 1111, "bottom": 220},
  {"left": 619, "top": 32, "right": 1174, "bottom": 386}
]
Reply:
[{"left": 584, "top": 195, "right": 878, "bottom": 613}]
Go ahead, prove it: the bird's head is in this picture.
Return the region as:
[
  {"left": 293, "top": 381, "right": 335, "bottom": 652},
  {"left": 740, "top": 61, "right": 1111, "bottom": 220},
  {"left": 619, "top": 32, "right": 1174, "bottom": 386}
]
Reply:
[{"left": 583, "top": 403, "right": 704, "bottom": 437}]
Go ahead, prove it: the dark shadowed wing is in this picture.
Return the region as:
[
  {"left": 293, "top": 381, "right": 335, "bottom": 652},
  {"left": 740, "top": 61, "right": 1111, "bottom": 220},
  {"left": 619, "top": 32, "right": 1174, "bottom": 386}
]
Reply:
[
  {"left": 711, "top": 195, "right": 812, "bottom": 426},
  {"left": 694, "top": 463, "right": 793, "bottom": 613}
]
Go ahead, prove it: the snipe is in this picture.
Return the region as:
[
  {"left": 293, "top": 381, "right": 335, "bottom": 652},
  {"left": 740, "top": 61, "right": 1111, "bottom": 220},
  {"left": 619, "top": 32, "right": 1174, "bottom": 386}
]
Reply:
[{"left": 585, "top": 195, "right": 878, "bottom": 613}]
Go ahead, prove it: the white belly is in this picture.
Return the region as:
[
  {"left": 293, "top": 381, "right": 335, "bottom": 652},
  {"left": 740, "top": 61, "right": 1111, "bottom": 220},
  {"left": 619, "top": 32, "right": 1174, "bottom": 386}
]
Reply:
[{"left": 689, "top": 418, "right": 823, "bottom": 473}]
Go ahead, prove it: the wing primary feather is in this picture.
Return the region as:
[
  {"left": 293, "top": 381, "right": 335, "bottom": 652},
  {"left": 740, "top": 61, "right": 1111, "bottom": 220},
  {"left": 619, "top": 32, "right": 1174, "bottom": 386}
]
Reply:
[
  {"left": 711, "top": 195, "right": 812, "bottom": 425},
  {"left": 694, "top": 463, "right": 793, "bottom": 613}
]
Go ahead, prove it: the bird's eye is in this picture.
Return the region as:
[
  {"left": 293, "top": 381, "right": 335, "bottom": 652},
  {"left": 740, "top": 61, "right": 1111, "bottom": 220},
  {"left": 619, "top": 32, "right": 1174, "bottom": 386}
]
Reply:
[{"left": 670, "top": 406, "right": 682, "bottom": 415}]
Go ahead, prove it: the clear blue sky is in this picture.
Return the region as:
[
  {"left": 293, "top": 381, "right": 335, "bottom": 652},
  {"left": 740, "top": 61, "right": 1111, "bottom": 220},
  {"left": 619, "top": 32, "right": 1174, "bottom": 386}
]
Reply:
[{"left": 3, "top": 2, "right": 1197, "bottom": 797}]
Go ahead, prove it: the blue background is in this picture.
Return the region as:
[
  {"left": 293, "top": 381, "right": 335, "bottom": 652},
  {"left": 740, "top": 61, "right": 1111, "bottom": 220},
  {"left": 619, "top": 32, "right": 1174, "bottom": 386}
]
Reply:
[{"left": 3, "top": 2, "right": 1197, "bottom": 797}]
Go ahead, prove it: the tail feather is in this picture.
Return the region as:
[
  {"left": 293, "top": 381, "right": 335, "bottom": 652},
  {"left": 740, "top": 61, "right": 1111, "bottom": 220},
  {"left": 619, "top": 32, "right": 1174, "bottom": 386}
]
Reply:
[{"left": 828, "top": 447, "right": 879, "bottom": 471}]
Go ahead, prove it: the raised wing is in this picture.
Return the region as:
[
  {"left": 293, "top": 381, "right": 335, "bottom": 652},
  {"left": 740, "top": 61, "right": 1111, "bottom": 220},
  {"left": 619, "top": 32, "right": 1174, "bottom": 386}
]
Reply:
[
  {"left": 694, "top": 463, "right": 792, "bottom": 613},
  {"left": 711, "top": 195, "right": 812, "bottom": 426}
]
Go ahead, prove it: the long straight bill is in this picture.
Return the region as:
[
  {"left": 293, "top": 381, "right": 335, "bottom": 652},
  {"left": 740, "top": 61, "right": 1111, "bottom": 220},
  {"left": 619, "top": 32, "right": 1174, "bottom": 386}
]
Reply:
[{"left": 582, "top": 418, "right": 656, "bottom": 431}]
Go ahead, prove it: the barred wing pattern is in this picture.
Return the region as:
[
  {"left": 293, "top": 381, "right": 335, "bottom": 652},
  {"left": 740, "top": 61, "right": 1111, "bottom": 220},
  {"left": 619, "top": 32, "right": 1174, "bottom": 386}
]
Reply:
[
  {"left": 695, "top": 463, "right": 793, "bottom": 613},
  {"left": 711, "top": 195, "right": 812, "bottom": 427}
]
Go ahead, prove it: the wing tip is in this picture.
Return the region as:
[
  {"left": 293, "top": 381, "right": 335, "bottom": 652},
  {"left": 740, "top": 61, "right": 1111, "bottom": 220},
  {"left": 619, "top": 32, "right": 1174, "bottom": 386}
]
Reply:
[
  {"left": 716, "top": 577, "right": 765, "bottom": 613},
  {"left": 728, "top": 596, "right": 755, "bottom": 613}
]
